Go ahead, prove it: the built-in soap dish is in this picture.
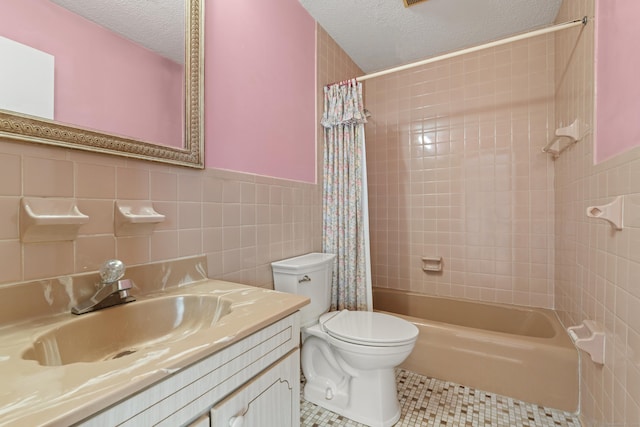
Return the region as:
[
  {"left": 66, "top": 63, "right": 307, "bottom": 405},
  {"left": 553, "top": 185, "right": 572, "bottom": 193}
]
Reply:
[
  {"left": 567, "top": 320, "right": 605, "bottom": 365},
  {"left": 422, "top": 256, "right": 443, "bottom": 272},
  {"left": 115, "top": 201, "right": 165, "bottom": 237},
  {"left": 20, "top": 197, "right": 90, "bottom": 243}
]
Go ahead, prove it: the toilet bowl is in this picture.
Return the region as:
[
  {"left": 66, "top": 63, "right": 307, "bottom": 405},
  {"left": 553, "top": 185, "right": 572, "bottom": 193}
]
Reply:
[
  {"left": 301, "top": 310, "right": 418, "bottom": 427},
  {"left": 271, "top": 253, "right": 419, "bottom": 427}
]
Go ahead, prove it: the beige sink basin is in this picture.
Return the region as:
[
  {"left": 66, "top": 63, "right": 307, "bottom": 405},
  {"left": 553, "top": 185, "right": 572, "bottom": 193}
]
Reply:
[{"left": 22, "top": 294, "right": 232, "bottom": 366}]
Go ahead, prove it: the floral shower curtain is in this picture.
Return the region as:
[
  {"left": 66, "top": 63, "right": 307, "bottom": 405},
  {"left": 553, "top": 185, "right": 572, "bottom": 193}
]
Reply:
[{"left": 321, "top": 79, "right": 372, "bottom": 311}]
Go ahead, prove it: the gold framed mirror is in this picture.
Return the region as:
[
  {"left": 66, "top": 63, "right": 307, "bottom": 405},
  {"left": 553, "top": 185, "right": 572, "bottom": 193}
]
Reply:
[{"left": 0, "top": 0, "right": 204, "bottom": 169}]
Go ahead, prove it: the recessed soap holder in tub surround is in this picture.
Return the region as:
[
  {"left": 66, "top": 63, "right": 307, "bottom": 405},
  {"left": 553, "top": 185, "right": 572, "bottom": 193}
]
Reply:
[
  {"left": 567, "top": 320, "right": 605, "bottom": 365},
  {"left": 115, "top": 201, "right": 165, "bottom": 237},
  {"left": 20, "top": 197, "right": 90, "bottom": 243},
  {"left": 422, "top": 256, "right": 443, "bottom": 272}
]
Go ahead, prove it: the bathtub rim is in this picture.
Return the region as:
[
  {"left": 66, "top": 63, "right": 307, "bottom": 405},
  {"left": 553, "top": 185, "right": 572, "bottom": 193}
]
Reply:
[{"left": 372, "top": 286, "right": 575, "bottom": 347}]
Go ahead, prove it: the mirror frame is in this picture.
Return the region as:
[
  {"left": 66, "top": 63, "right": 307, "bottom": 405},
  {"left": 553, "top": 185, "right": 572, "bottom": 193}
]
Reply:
[{"left": 0, "top": 0, "right": 204, "bottom": 169}]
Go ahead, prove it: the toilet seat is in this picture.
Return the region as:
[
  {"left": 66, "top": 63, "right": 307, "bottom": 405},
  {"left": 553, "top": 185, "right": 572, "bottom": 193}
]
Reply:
[{"left": 319, "top": 310, "right": 418, "bottom": 347}]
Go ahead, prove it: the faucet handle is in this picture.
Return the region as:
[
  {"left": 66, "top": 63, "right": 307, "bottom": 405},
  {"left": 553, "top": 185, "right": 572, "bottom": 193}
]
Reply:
[{"left": 99, "top": 259, "right": 125, "bottom": 284}]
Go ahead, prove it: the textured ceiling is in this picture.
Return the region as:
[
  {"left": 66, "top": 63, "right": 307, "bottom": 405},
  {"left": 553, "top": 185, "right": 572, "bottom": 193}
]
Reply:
[
  {"left": 50, "top": 0, "right": 185, "bottom": 64},
  {"left": 299, "top": 0, "right": 563, "bottom": 73}
]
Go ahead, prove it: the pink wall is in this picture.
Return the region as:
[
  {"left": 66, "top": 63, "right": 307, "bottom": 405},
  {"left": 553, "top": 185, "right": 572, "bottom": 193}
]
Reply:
[
  {"left": 0, "top": 0, "right": 327, "bottom": 287},
  {"left": 0, "top": 0, "right": 183, "bottom": 148},
  {"left": 595, "top": 0, "right": 640, "bottom": 162},
  {"left": 205, "top": 0, "right": 317, "bottom": 183}
]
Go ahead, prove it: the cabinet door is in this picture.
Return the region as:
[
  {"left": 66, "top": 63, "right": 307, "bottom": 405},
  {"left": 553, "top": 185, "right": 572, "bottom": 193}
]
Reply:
[{"left": 211, "top": 349, "right": 300, "bottom": 427}]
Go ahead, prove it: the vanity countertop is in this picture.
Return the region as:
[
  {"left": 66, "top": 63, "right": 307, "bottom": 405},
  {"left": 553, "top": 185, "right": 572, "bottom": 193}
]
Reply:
[{"left": 0, "top": 279, "right": 308, "bottom": 427}]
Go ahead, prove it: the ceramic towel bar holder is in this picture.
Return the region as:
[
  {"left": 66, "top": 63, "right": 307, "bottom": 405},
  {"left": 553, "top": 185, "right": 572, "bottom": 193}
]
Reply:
[
  {"left": 586, "top": 196, "right": 623, "bottom": 230},
  {"left": 567, "top": 320, "right": 605, "bottom": 365},
  {"left": 542, "top": 119, "right": 583, "bottom": 158}
]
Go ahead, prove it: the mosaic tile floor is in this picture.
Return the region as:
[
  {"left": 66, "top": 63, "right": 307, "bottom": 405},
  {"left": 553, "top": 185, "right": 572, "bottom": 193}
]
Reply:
[{"left": 301, "top": 369, "right": 581, "bottom": 427}]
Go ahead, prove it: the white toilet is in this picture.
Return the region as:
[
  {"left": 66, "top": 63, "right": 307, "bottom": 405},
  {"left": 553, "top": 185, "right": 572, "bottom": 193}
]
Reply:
[{"left": 272, "top": 253, "right": 418, "bottom": 427}]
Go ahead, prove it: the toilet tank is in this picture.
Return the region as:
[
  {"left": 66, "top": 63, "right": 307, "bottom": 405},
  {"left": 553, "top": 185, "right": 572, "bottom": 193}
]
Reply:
[{"left": 271, "top": 253, "right": 335, "bottom": 327}]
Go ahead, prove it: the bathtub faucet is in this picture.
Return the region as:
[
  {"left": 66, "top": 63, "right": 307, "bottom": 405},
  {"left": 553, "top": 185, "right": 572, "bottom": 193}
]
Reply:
[{"left": 71, "top": 259, "right": 136, "bottom": 315}]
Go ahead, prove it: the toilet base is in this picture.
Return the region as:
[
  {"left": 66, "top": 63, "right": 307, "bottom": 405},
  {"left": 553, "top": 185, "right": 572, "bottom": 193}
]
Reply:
[{"left": 303, "top": 367, "right": 401, "bottom": 427}]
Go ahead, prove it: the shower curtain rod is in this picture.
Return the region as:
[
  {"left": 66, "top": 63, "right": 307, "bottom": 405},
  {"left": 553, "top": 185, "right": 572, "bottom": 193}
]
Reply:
[{"left": 355, "top": 16, "right": 588, "bottom": 82}]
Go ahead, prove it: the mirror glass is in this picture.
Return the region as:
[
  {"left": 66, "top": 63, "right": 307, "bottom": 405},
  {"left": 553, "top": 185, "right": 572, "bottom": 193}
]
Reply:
[{"left": 0, "top": 0, "right": 204, "bottom": 168}]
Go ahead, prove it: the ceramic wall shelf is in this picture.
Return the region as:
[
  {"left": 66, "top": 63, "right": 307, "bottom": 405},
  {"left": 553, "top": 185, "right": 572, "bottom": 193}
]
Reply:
[
  {"left": 20, "top": 197, "right": 89, "bottom": 243},
  {"left": 115, "top": 201, "right": 165, "bottom": 237}
]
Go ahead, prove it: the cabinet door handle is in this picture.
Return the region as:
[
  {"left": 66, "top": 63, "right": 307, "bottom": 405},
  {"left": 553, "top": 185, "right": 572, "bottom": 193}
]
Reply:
[{"left": 229, "top": 415, "right": 245, "bottom": 427}]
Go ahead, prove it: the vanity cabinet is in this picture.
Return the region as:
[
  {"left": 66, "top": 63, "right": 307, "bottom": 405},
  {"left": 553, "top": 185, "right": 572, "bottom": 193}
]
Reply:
[
  {"left": 77, "top": 313, "right": 300, "bottom": 427},
  {"left": 211, "top": 349, "right": 299, "bottom": 426}
]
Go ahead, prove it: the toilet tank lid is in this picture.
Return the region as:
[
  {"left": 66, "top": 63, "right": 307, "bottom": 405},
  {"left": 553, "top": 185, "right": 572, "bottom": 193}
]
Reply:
[
  {"left": 320, "top": 310, "right": 418, "bottom": 346},
  {"left": 271, "top": 253, "right": 336, "bottom": 273}
]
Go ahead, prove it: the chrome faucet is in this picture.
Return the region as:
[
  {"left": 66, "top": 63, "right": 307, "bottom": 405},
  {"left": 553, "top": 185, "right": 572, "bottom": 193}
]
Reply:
[{"left": 71, "top": 259, "right": 136, "bottom": 315}]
